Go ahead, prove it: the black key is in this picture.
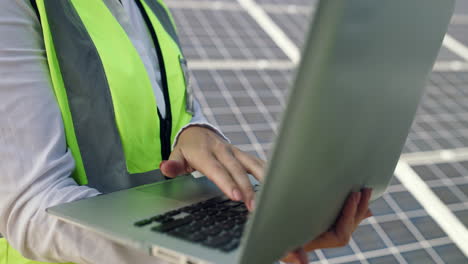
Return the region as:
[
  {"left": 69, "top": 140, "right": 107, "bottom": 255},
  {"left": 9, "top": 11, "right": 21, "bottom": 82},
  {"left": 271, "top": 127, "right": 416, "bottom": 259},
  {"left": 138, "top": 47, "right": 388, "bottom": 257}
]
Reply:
[
  {"left": 224, "top": 230, "right": 242, "bottom": 240},
  {"left": 230, "top": 206, "right": 248, "bottom": 213},
  {"left": 223, "top": 211, "right": 238, "bottom": 218},
  {"left": 192, "top": 202, "right": 204, "bottom": 209},
  {"left": 232, "top": 225, "right": 244, "bottom": 233},
  {"left": 224, "top": 201, "right": 242, "bottom": 208},
  {"left": 200, "top": 200, "right": 217, "bottom": 208},
  {"left": 164, "top": 209, "right": 181, "bottom": 217},
  {"left": 202, "top": 226, "right": 222, "bottom": 236},
  {"left": 193, "top": 209, "right": 206, "bottom": 216},
  {"left": 217, "top": 206, "right": 230, "bottom": 212},
  {"left": 207, "top": 196, "right": 230, "bottom": 204},
  {"left": 221, "top": 221, "right": 235, "bottom": 230},
  {"left": 152, "top": 216, "right": 193, "bottom": 233},
  {"left": 215, "top": 215, "right": 227, "bottom": 222},
  {"left": 177, "top": 225, "right": 199, "bottom": 234},
  {"left": 181, "top": 207, "right": 192, "bottom": 213},
  {"left": 221, "top": 241, "right": 240, "bottom": 252},
  {"left": 234, "top": 216, "right": 247, "bottom": 225},
  {"left": 233, "top": 230, "right": 243, "bottom": 238},
  {"left": 168, "top": 230, "right": 188, "bottom": 239},
  {"left": 193, "top": 214, "right": 205, "bottom": 220},
  {"left": 201, "top": 217, "right": 216, "bottom": 226},
  {"left": 161, "top": 217, "right": 175, "bottom": 224},
  {"left": 203, "top": 235, "right": 232, "bottom": 248},
  {"left": 190, "top": 221, "right": 204, "bottom": 229},
  {"left": 205, "top": 209, "right": 218, "bottom": 216},
  {"left": 151, "top": 215, "right": 165, "bottom": 222},
  {"left": 134, "top": 219, "right": 152, "bottom": 227},
  {"left": 187, "top": 232, "right": 207, "bottom": 242}
]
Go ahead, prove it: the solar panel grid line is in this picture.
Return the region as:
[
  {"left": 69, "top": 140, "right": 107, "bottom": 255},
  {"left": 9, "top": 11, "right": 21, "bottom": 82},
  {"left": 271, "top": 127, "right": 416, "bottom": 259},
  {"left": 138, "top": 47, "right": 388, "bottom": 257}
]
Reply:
[
  {"left": 403, "top": 140, "right": 420, "bottom": 154},
  {"left": 313, "top": 249, "right": 331, "bottom": 264},
  {"left": 419, "top": 97, "right": 464, "bottom": 118},
  {"left": 369, "top": 208, "right": 428, "bottom": 223},
  {"left": 166, "top": 1, "right": 241, "bottom": 11},
  {"left": 195, "top": 93, "right": 222, "bottom": 129},
  {"left": 237, "top": 0, "right": 301, "bottom": 63},
  {"left": 382, "top": 194, "right": 446, "bottom": 264},
  {"left": 443, "top": 34, "right": 468, "bottom": 61},
  {"left": 347, "top": 238, "right": 370, "bottom": 264},
  {"left": 201, "top": 118, "right": 274, "bottom": 132},
  {"left": 188, "top": 59, "right": 295, "bottom": 70},
  {"left": 354, "top": 227, "right": 410, "bottom": 263},
  {"left": 424, "top": 176, "right": 468, "bottom": 190},
  {"left": 173, "top": 10, "right": 210, "bottom": 59},
  {"left": 235, "top": 72, "right": 282, "bottom": 132},
  {"left": 259, "top": 4, "right": 313, "bottom": 15},
  {"left": 351, "top": 236, "right": 453, "bottom": 264},
  {"left": 209, "top": 69, "right": 268, "bottom": 159},
  {"left": 415, "top": 126, "right": 467, "bottom": 142},
  {"left": 190, "top": 74, "right": 225, "bottom": 130},
  {"left": 395, "top": 162, "right": 468, "bottom": 257},
  {"left": 227, "top": 8, "right": 286, "bottom": 60},
  {"left": 448, "top": 201, "right": 468, "bottom": 212},
  {"left": 426, "top": 100, "right": 466, "bottom": 116},
  {"left": 407, "top": 122, "right": 449, "bottom": 151},
  {"left": 191, "top": 9, "right": 232, "bottom": 60},
  {"left": 358, "top": 217, "right": 409, "bottom": 264},
  {"left": 427, "top": 162, "right": 468, "bottom": 204},
  {"left": 311, "top": 236, "right": 453, "bottom": 264},
  {"left": 407, "top": 130, "right": 468, "bottom": 144},
  {"left": 254, "top": 0, "right": 316, "bottom": 5},
  {"left": 211, "top": 11, "right": 260, "bottom": 60},
  {"left": 255, "top": 70, "right": 290, "bottom": 109},
  {"left": 414, "top": 113, "right": 468, "bottom": 125},
  {"left": 202, "top": 105, "right": 284, "bottom": 115},
  {"left": 433, "top": 60, "right": 468, "bottom": 71}
]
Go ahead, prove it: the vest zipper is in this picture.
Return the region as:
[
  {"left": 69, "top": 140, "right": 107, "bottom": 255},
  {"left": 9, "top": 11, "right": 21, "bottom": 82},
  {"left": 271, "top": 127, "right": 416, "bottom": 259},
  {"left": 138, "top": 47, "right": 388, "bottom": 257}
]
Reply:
[{"left": 135, "top": 0, "right": 173, "bottom": 161}]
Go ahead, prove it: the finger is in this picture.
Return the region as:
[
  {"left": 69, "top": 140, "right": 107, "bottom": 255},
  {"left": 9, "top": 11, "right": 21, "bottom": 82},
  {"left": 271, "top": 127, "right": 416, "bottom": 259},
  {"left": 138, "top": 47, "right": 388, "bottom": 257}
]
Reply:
[
  {"left": 188, "top": 152, "right": 242, "bottom": 202},
  {"left": 356, "top": 188, "right": 372, "bottom": 221},
  {"left": 160, "top": 149, "right": 192, "bottom": 178},
  {"left": 232, "top": 147, "right": 266, "bottom": 181},
  {"left": 335, "top": 192, "right": 360, "bottom": 246},
  {"left": 364, "top": 209, "right": 373, "bottom": 219},
  {"left": 281, "top": 247, "right": 308, "bottom": 264},
  {"left": 215, "top": 146, "right": 255, "bottom": 209},
  {"left": 293, "top": 247, "right": 308, "bottom": 264},
  {"left": 281, "top": 254, "right": 297, "bottom": 264}
]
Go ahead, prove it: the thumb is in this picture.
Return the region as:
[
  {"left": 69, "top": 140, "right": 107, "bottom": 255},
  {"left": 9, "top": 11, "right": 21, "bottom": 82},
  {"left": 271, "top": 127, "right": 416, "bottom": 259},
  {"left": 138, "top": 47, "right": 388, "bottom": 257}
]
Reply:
[
  {"left": 292, "top": 247, "right": 308, "bottom": 264},
  {"left": 159, "top": 149, "right": 192, "bottom": 178}
]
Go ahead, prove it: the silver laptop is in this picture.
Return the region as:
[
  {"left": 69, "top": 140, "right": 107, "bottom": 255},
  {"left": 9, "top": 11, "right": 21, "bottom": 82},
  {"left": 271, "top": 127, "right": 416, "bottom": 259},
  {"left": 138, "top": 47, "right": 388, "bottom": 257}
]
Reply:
[{"left": 47, "top": 0, "right": 455, "bottom": 263}]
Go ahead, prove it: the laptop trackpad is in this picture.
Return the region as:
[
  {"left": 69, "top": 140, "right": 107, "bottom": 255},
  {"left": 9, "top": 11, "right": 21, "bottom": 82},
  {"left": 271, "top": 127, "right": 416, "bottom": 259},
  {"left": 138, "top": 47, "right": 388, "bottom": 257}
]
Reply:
[{"left": 135, "top": 175, "right": 222, "bottom": 202}]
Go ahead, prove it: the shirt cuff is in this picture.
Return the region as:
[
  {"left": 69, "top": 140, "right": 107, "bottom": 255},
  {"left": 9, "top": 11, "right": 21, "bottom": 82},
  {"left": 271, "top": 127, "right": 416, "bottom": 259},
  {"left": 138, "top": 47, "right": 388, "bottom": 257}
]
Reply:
[{"left": 171, "top": 122, "right": 230, "bottom": 151}]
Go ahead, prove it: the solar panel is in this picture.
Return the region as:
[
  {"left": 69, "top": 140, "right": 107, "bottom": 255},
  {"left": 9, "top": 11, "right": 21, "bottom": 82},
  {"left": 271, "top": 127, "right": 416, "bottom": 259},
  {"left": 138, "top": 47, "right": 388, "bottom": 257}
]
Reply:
[{"left": 170, "top": 7, "right": 289, "bottom": 60}]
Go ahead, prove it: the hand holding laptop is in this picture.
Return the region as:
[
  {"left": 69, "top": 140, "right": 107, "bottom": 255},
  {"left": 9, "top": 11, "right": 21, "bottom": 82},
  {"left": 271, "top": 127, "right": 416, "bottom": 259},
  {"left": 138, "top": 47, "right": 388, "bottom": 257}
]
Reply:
[{"left": 281, "top": 189, "right": 373, "bottom": 264}]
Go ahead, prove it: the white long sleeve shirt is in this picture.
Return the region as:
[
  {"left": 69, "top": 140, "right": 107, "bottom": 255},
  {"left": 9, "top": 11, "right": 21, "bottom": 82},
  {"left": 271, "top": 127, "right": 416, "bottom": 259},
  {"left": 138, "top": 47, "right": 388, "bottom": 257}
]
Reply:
[{"left": 0, "top": 1, "right": 222, "bottom": 263}]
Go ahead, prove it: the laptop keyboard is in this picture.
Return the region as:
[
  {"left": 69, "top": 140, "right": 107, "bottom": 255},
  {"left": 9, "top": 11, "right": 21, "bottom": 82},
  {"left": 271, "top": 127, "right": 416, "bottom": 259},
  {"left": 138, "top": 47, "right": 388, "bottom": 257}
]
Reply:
[{"left": 134, "top": 185, "right": 260, "bottom": 252}]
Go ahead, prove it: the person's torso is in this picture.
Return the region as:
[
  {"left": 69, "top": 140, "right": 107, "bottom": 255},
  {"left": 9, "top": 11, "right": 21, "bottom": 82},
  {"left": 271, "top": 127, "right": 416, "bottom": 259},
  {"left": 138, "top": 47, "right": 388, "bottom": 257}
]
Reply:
[{"left": 35, "top": 0, "right": 193, "bottom": 193}]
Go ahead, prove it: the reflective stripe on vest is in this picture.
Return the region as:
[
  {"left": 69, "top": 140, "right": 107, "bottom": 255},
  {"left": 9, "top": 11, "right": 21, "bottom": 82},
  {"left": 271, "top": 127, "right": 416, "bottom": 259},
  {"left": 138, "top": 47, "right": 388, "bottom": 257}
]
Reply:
[
  {"left": 2, "top": 0, "right": 192, "bottom": 263},
  {"left": 35, "top": 0, "right": 192, "bottom": 192}
]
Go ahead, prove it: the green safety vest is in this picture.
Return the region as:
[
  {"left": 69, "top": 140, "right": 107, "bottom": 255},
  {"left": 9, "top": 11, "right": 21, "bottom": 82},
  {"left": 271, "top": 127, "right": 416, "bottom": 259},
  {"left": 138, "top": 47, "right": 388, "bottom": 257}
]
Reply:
[{"left": 1, "top": 0, "right": 192, "bottom": 263}]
